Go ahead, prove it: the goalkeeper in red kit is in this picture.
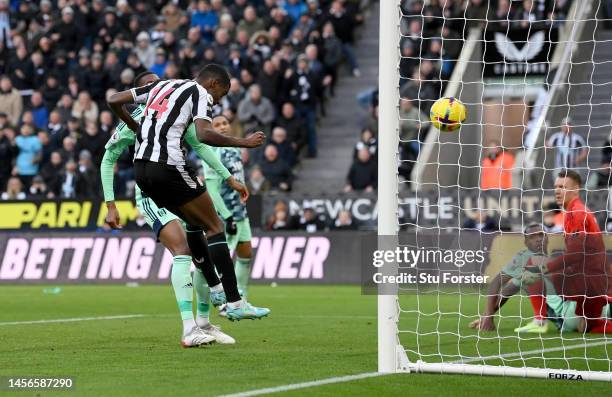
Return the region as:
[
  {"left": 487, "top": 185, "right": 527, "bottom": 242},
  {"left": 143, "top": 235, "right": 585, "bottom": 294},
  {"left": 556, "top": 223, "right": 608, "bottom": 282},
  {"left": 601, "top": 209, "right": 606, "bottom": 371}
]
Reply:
[{"left": 518, "top": 169, "right": 612, "bottom": 334}]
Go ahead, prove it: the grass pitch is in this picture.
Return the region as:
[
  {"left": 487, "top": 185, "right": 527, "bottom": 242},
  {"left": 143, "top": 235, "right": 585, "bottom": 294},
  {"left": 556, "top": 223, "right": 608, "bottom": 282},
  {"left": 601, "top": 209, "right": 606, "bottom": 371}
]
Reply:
[{"left": 0, "top": 285, "right": 610, "bottom": 396}]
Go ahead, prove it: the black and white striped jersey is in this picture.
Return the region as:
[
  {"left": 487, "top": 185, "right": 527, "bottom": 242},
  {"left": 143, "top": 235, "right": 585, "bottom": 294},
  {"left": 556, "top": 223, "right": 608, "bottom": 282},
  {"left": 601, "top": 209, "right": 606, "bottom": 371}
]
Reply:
[{"left": 130, "top": 79, "right": 213, "bottom": 166}]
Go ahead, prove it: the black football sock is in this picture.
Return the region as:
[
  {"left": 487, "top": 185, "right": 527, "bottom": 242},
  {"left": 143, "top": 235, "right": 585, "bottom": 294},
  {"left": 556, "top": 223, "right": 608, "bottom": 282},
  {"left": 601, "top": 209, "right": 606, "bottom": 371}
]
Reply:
[
  {"left": 185, "top": 225, "right": 221, "bottom": 288},
  {"left": 206, "top": 232, "right": 241, "bottom": 303}
]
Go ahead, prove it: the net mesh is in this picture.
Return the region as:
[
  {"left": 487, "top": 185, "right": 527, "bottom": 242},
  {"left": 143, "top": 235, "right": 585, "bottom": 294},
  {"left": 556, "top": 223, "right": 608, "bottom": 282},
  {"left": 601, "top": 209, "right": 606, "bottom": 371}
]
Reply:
[{"left": 395, "top": 0, "right": 612, "bottom": 375}]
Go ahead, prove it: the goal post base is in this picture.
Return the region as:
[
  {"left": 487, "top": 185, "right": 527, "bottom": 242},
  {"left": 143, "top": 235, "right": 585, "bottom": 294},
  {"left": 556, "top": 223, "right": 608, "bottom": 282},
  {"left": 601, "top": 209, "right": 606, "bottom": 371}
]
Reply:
[{"left": 407, "top": 362, "right": 612, "bottom": 382}]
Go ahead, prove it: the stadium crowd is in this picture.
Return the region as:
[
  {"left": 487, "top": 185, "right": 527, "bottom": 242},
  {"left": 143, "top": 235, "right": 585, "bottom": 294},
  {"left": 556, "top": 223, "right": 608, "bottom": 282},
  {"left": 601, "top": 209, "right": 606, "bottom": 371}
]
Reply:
[{"left": 0, "top": 0, "right": 367, "bottom": 200}]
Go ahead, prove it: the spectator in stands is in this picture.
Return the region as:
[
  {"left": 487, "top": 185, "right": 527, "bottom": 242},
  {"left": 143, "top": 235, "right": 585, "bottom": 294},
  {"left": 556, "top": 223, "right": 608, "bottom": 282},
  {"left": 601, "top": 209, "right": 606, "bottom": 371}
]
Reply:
[
  {"left": 266, "top": 200, "right": 296, "bottom": 231},
  {"left": 601, "top": 131, "right": 612, "bottom": 165},
  {"left": 78, "top": 121, "right": 108, "bottom": 167},
  {"left": 29, "top": 91, "right": 49, "bottom": 129},
  {"left": 399, "top": 99, "right": 428, "bottom": 156},
  {"left": 332, "top": 209, "right": 358, "bottom": 230},
  {"left": 462, "top": 210, "right": 499, "bottom": 232},
  {"left": 0, "top": 76, "right": 23, "bottom": 126},
  {"left": 191, "top": 1, "right": 219, "bottom": 41},
  {"left": 1, "top": 177, "right": 26, "bottom": 201},
  {"left": 586, "top": 161, "right": 612, "bottom": 190},
  {"left": 42, "top": 75, "right": 63, "bottom": 111},
  {"left": 8, "top": 46, "right": 33, "bottom": 93},
  {"left": 15, "top": 124, "right": 42, "bottom": 188},
  {"left": 27, "top": 175, "right": 50, "bottom": 199},
  {"left": 489, "top": 0, "right": 515, "bottom": 31},
  {"left": 40, "top": 151, "right": 64, "bottom": 191},
  {"left": 71, "top": 91, "right": 99, "bottom": 125},
  {"left": 37, "top": 131, "right": 53, "bottom": 166},
  {"left": 400, "top": 69, "right": 436, "bottom": 114},
  {"left": 259, "top": 144, "right": 292, "bottom": 191},
  {"left": 321, "top": 21, "right": 343, "bottom": 96},
  {"left": 286, "top": 54, "right": 319, "bottom": 157},
  {"left": 480, "top": 139, "right": 515, "bottom": 190},
  {"left": 50, "top": 7, "right": 81, "bottom": 55},
  {"left": 78, "top": 150, "right": 101, "bottom": 198},
  {"left": 257, "top": 59, "right": 280, "bottom": 104},
  {"left": 354, "top": 127, "right": 377, "bottom": 160},
  {"left": 0, "top": 127, "right": 17, "bottom": 191},
  {"left": 135, "top": 31, "right": 156, "bottom": 69},
  {"left": 84, "top": 54, "right": 110, "bottom": 105},
  {"left": 59, "top": 136, "right": 78, "bottom": 163},
  {"left": 276, "top": 102, "right": 307, "bottom": 157},
  {"left": 238, "top": 84, "right": 275, "bottom": 133},
  {"left": 344, "top": 148, "right": 377, "bottom": 192},
  {"left": 270, "top": 127, "right": 296, "bottom": 167},
  {"left": 52, "top": 159, "right": 88, "bottom": 199},
  {"left": 298, "top": 205, "right": 326, "bottom": 232},
  {"left": 546, "top": 117, "right": 587, "bottom": 180},
  {"left": 237, "top": 6, "right": 265, "bottom": 37},
  {"left": 543, "top": 209, "right": 564, "bottom": 233},
  {"left": 151, "top": 49, "right": 169, "bottom": 78},
  {"left": 247, "top": 165, "right": 270, "bottom": 194},
  {"left": 465, "top": 0, "right": 488, "bottom": 30},
  {"left": 56, "top": 94, "right": 73, "bottom": 124},
  {"left": 327, "top": 0, "right": 361, "bottom": 76}
]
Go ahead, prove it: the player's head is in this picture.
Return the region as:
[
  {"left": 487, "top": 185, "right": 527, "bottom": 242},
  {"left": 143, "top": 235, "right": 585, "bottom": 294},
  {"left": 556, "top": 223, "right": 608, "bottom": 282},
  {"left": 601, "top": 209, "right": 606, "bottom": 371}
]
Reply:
[
  {"left": 211, "top": 114, "right": 231, "bottom": 134},
  {"left": 133, "top": 71, "right": 159, "bottom": 87},
  {"left": 195, "top": 64, "right": 231, "bottom": 104},
  {"left": 554, "top": 169, "right": 581, "bottom": 208},
  {"left": 523, "top": 223, "right": 547, "bottom": 254}
]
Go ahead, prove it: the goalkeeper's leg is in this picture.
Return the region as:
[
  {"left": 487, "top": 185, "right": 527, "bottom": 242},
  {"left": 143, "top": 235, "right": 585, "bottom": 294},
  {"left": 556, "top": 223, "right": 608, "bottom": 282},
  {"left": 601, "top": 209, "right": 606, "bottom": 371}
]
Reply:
[{"left": 574, "top": 296, "right": 612, "bottom": 334}]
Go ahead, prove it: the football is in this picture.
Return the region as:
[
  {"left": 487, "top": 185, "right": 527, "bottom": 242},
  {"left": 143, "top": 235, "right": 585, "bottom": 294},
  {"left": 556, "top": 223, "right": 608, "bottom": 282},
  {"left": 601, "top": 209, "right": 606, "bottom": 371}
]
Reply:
[{"left": 429, "top": 97, "right": 467, "bottom": 132}]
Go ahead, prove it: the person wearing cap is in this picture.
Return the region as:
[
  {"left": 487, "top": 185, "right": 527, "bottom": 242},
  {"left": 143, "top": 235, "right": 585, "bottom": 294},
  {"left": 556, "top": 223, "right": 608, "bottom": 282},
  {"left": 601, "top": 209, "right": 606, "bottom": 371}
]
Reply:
[{"left": 545, "top": 117, "right": 587, "bottom": 184}]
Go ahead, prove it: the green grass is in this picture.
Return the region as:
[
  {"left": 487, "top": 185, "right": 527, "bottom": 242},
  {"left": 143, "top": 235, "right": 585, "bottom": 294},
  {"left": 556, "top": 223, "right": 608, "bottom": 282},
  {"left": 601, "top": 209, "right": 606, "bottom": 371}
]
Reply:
[{"left": 0, "top": 285, "right": 609, "bottom": 397}]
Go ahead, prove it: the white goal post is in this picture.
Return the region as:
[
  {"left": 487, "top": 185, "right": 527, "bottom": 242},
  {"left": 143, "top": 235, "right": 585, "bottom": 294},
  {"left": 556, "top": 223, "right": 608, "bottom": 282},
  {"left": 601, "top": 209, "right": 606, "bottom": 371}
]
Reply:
[{"left": 377, "top": 0, "right": 612, "bottom": 382}]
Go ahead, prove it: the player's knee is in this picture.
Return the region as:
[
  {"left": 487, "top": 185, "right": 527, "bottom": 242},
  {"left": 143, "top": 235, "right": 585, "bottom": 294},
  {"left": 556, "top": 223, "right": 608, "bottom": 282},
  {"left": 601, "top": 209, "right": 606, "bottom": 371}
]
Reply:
[
  {"left": 168, "top": 241, "right": 191, "bottom": 257},
  {"left": 577, "top": 318, "right": 588, "bottom": 333}
]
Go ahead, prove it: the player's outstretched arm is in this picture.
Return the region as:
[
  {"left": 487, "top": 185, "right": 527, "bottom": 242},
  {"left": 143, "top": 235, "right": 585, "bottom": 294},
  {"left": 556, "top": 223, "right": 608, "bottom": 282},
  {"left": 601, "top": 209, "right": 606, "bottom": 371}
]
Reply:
[
  {"left": 108, "top": 90, "right": 139, "bottom": 132},
  {"left": 469, "top": 273, "right": 516, "bottom": 331},
  {"left": 194, "top": 118, "right": 265, "bottom": 148},
  {"left": 185, "top": 125, "right": 249, "bottom": 203}
]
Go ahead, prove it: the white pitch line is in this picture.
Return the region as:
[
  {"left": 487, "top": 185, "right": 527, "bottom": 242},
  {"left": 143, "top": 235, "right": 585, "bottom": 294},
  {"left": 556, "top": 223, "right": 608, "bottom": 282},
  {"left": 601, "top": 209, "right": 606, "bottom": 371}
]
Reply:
[
  {"left": 0, "top": 314, "right": 147, "bottom": 326},
  {"left": 217, "top": 372, "right": 387, "bottom": 397},
  {"left": 220, "top": 340, "right": 612, "bottom": 397},
  {"left": 454, "top": 340, "right": 612, "bottom": 364}
]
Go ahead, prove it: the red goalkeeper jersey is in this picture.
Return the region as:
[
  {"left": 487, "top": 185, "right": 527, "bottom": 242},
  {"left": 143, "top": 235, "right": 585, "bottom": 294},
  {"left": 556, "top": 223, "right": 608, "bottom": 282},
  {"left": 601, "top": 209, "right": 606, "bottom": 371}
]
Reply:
[{"left": 547, "top": 197, "right": 612, "bottom": 296}]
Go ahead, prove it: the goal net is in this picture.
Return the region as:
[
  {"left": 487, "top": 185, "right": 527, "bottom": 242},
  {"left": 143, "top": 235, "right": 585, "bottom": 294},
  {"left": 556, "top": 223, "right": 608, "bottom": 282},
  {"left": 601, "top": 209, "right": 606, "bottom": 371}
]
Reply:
[{"left": 377, "top": 0, "right": 612, "bottom": 381}]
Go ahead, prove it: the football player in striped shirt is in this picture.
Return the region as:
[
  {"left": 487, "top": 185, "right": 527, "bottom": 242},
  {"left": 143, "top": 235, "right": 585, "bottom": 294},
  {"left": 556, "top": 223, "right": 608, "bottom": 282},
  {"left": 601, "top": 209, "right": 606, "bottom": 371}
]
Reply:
[
  {"left": 102, "top": 72, "right": 237, "bottom": 347},
  {"left": 108, "top": 64, "right": 269, "bottom": 322}
]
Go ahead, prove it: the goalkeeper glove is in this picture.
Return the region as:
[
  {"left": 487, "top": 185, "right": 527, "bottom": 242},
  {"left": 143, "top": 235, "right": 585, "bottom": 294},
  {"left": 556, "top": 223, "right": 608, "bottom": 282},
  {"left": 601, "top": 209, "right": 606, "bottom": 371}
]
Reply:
[{"left": 225, "top": 216, "right": 237, "bottom": 235}]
